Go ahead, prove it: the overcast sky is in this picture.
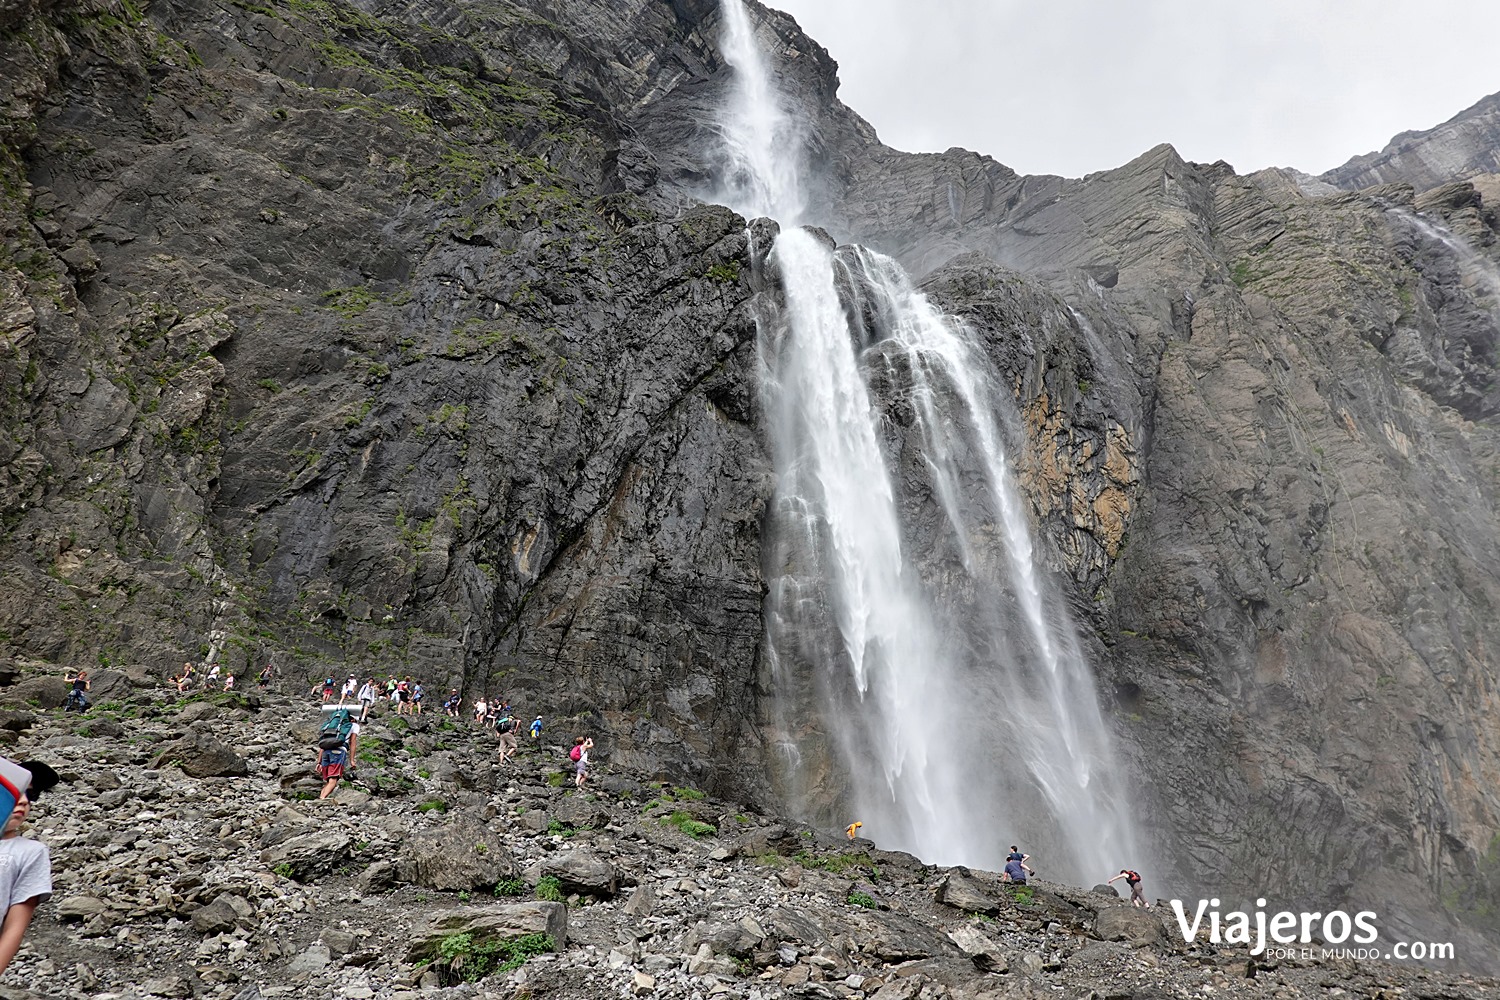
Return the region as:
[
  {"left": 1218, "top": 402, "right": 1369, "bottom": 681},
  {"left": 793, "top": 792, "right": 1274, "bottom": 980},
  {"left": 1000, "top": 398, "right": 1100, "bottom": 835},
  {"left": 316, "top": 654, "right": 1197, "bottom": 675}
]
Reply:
[{"left": 766, "top": 0, "right": 1500, "bottom": 179}]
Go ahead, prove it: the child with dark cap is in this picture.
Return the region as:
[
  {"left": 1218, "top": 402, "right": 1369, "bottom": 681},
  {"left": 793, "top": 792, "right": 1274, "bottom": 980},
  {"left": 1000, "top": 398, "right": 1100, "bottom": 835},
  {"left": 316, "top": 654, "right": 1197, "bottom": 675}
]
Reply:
[{"left": 0, "top": 760, "right": 58, "bottom": 975}]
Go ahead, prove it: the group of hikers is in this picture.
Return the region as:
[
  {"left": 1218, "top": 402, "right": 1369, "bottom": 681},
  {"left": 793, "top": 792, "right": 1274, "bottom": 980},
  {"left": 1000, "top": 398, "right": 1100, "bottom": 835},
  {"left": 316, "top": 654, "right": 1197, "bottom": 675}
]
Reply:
[
  {"left": 309, "top": 676, "right": 594, "bottom": 800},
  {"left": 172, "top": 659, "right": 273, "bottom": 694},
  {"left": 844, "top": 826, "right": 1150, "bottom": 908}
]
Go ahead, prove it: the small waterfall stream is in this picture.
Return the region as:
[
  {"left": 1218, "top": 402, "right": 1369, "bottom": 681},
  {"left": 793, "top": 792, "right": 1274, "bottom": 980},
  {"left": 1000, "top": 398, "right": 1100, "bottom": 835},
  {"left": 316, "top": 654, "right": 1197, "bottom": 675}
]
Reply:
[{"left": 717, "top": 0, "right": 1140, "bottom": 881}]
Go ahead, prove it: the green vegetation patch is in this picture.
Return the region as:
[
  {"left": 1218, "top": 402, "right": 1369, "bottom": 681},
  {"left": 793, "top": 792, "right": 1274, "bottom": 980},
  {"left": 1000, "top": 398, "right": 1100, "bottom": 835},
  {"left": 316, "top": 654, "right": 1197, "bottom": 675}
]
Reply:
[
  {"left": 660, "top": 810, "right": 717, "bottom": 839},
  {"left": 436, "top": 930, "right": 553, "bottom": 983}
]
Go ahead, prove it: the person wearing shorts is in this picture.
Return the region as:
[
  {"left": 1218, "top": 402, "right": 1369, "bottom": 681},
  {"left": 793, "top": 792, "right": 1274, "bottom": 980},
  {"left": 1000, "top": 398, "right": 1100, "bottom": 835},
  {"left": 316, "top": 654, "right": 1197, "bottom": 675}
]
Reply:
[
  {"left": 317, "top": 744, "right": 348, "bottom": 800},
  {"left": 573, "top": 737, "right": 593, "bottom": 788}
]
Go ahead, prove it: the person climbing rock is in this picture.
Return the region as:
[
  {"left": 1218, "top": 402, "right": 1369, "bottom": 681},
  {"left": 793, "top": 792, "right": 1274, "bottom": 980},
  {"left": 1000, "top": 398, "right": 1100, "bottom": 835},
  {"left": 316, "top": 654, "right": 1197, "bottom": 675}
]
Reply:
[
  {"left": 845, "top": 821, "right": 863, "bottom": 840},
  {"left": 320, "top": 677, "right": 336, "bottom": 703},
  {"left": 315, "top": 710, "right": 356, "bottom": 800},
  {"left": 1107, "top": 869, "right": 1149, "bottom": 908},
  {"left": 1006, "top": 845, "right": 1030, "bottom": 867},
  {"left": 1002, "top": 857, "right": 1032, "bottom": 884},
  {"left": 257, "top": 662, "right": 273, "bottom": 687},
  {"left": 571, "top": 737, "right": 593, "bottom": 788},
  {"left": 356, "top": 678, "right": 377, "bottom": 721},
  {"left": 529, "top": 716, "right": 543, "bottom": 741},
  {"left": 496, "top": 714, "right": 519, "bottom": 764},
  {"left": 63, "top": 670, "right": 90, "bottom": 712},
  {"left": 339, "top": 674, "right": 357, "bottom": 707}
]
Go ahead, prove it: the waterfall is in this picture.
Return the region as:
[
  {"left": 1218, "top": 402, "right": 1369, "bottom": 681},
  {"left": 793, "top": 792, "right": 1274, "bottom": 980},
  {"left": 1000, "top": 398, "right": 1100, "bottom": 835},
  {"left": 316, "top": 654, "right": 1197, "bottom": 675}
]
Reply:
[{"left": 717, "top": 0, "right": 1140, "bottom": 882}]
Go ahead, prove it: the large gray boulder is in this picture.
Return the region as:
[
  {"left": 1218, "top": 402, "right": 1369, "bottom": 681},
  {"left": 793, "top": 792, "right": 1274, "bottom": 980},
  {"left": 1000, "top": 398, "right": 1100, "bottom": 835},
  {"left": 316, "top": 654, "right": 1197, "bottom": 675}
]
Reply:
[
  {"left": 406, "top": 902, "right": 568, "bottom": 962},
  {"left": 1093, "top": 905, "right": 1164, "bottom": 947},
  {"left": 526, "top": 847, "right": 618, "bottom": 898},
  {"left": 398, "top": 814, "right": 515, "bottom": 891}
]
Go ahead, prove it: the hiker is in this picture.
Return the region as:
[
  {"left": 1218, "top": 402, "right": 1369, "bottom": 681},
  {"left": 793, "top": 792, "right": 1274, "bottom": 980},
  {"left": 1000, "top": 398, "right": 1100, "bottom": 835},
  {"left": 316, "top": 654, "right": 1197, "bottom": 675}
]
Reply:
[
  {"left": 1006, "top": 845, "right": 1030, "bottom": 865},
  {"left": 257, "top": 663, "right": 273, "bottom": 687},
  {"left": 472, "top": 695, "right": 488, "bottom": 726},
  {"left": 315, "top": 708, "right": 356, "bottom": 800},
  {"left": 845, "top": 821, "right": 863, "bottom": 840},
  {"left": 1107, "top": 869, "right": 1150, "bottom": 908},
  {"left": 496, "top": 714, "right": 519, "bottom": 764},
  {"left": 571, "top": 737, "right": 593, "bottom": 788},
  {"left": 0, "top": 760, "right": 58, "bottom": 975},
  {"left": 339, "top": 675, "right": 357, "bottom": 707},
  {"left": 357, "top": 678, "right": 378, "bottom": 722},
  {"left": 529, "top": 716, "right": 543, "bottom": 741},
  {"left": 204, "top": 662, "right": 222, "bottom": 688},
  {"left": 443, "top": 690, "right": 461, "bottom": 717},
  {"left": 411, "top": 682, "right": 424, "bottom": 715},
  {"left": 175, "top": 662, "right": 194, "bottom": 694},
  {"left": 1002, "top": 857, "right": 1033, "bottom": 884},
  {"left": 62, "top": 670, "right": 90, "bottom": 712},
  {"left": 320, "top": 677, "right": 336, "bottom": 704},
  {"left": 222, "top": 673, "right": 235, "bottom": 692}
]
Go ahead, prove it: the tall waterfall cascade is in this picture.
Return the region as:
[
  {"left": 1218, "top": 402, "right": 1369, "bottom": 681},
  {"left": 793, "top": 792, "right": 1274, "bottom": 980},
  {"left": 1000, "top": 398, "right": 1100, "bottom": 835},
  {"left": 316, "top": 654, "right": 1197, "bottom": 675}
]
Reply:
[{"left": 715, "top": 0, "right": 1141, "bottom": 881}]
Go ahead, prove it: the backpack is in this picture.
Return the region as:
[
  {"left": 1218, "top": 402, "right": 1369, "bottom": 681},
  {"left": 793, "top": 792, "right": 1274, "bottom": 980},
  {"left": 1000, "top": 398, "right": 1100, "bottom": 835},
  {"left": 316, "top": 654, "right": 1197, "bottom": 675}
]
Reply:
[
  {"left": 569, "top": 745, "right": 582, "bottom": 762},
  {"left": 497, "top": 717, "right": 514, "bottom": 734},
  {"left": 1125, "top": 870, "right": 1141, "bottom": 883},
  {"left": 318, "top": 709, "right": 354, "bottom": 750}
]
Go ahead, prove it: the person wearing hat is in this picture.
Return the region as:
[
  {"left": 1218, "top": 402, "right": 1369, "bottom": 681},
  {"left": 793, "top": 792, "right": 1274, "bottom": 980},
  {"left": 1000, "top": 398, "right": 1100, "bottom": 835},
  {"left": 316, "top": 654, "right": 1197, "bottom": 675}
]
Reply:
[{"left": 0, "top": 761, "right": 58, "bottom": 975}]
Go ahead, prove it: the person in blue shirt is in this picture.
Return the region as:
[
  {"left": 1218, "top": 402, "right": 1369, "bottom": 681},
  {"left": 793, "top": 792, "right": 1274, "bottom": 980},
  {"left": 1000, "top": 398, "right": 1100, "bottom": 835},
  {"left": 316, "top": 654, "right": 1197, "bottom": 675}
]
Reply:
[
  {"left": 530, "top": 716, "right": 543, "bottom": 741},
  {"left": 1006, "top": 845, "right": 1029, "bottom": 864},
  {"left": 1002, "top": 857, "right": 1032, "bottom": 885}
]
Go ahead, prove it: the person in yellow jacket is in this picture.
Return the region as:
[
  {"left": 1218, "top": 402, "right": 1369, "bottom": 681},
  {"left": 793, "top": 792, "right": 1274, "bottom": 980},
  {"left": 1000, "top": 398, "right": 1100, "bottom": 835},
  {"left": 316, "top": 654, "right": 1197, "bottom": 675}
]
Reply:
[{"left": 845, "top": 821, "right": 863, "bottom": 840}]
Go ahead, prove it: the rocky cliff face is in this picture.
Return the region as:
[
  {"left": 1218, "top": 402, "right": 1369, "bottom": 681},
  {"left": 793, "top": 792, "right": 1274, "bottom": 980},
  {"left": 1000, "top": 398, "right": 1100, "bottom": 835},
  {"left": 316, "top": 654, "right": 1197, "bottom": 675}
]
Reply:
[
  {"left": 6, "top": 0, "right": 1500, "bottom": 977},
  {"left": 1322, "top": 90, "right": 1500, "bottom": 200}
]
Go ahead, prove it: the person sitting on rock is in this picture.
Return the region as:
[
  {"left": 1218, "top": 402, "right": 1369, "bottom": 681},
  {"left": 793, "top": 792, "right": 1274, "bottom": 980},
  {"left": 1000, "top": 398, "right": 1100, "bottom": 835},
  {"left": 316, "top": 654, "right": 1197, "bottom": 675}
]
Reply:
[
  {"left": 175, "top": 662, "right": 194, "bottom": 694},
  {"left": 1107, "top": 869, "right": 1149, "bottom": 908},
  {"left": 203, "top": 662, "right": 221, "bottom": 689},
  {"left": 222, "top": 673, "right": 234, "bottom": 692},
  {"left": 472, "top": 695, "right": 488, "bottom": 726},
  {"left": 0, "top": 761, "right": 58, "bottom": 976},
  {"left": 1001, "top": 857, "right": 1033, "bottom": 885}
]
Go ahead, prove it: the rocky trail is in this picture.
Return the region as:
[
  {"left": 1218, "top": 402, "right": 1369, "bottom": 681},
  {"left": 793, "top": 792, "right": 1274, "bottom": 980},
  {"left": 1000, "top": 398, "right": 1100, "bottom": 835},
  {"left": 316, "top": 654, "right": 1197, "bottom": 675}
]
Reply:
[{"left": 0, "top": 665, "right": 1489, "bottom": 1000}]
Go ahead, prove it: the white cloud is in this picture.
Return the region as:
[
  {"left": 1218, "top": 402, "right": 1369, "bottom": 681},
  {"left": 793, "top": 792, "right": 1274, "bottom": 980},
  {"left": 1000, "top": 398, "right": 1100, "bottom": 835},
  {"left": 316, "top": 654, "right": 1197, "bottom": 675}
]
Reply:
[{"left": 767, "top": 0, "right": 1500, "bottom": 177}]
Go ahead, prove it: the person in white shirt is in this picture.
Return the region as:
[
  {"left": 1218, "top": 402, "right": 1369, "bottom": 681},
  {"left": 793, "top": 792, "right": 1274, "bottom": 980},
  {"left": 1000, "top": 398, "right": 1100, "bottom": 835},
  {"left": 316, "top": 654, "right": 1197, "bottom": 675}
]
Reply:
[{"left": 0, "top": 761, "right": 57, "bottom": 976}]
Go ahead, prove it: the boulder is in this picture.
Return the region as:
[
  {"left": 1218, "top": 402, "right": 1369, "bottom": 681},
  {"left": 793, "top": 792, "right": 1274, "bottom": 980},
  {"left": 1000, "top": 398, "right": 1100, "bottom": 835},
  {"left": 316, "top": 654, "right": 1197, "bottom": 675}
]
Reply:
[
  {"left": 153, "top": 734, "right": 248, "bottom": 778},
  {"left": 176, "top": 701, "right": 218, "bottom": 724},
  {"left": 947, "top": 924, "right": 1008, "bottom": 971},
  {"left": 551, "top": 794, "right": 607, "bottom": 830},
  {"left": 189, "top": 895, "right": 250, "bottom": 934},
  {"left": 526, "top": 847, "right": 618, "bottom": 898},
  {"left": 398, "top": 813, "right": 515, "bottom": 891},
  {"left": 260, "top": 828, "right": 354, "bottom": 882},
  {"left": 934, "top": 868, "right": 1002, "bottom": 915},
  {"left": 406, "top": 902, "right": 568, "bottom": 962},
  {"left": 55, "top": 896, "right": 108, "bottom": 922},
  {"left": 1093, "top": 905, "right": 1163, "bottom": 946}
]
